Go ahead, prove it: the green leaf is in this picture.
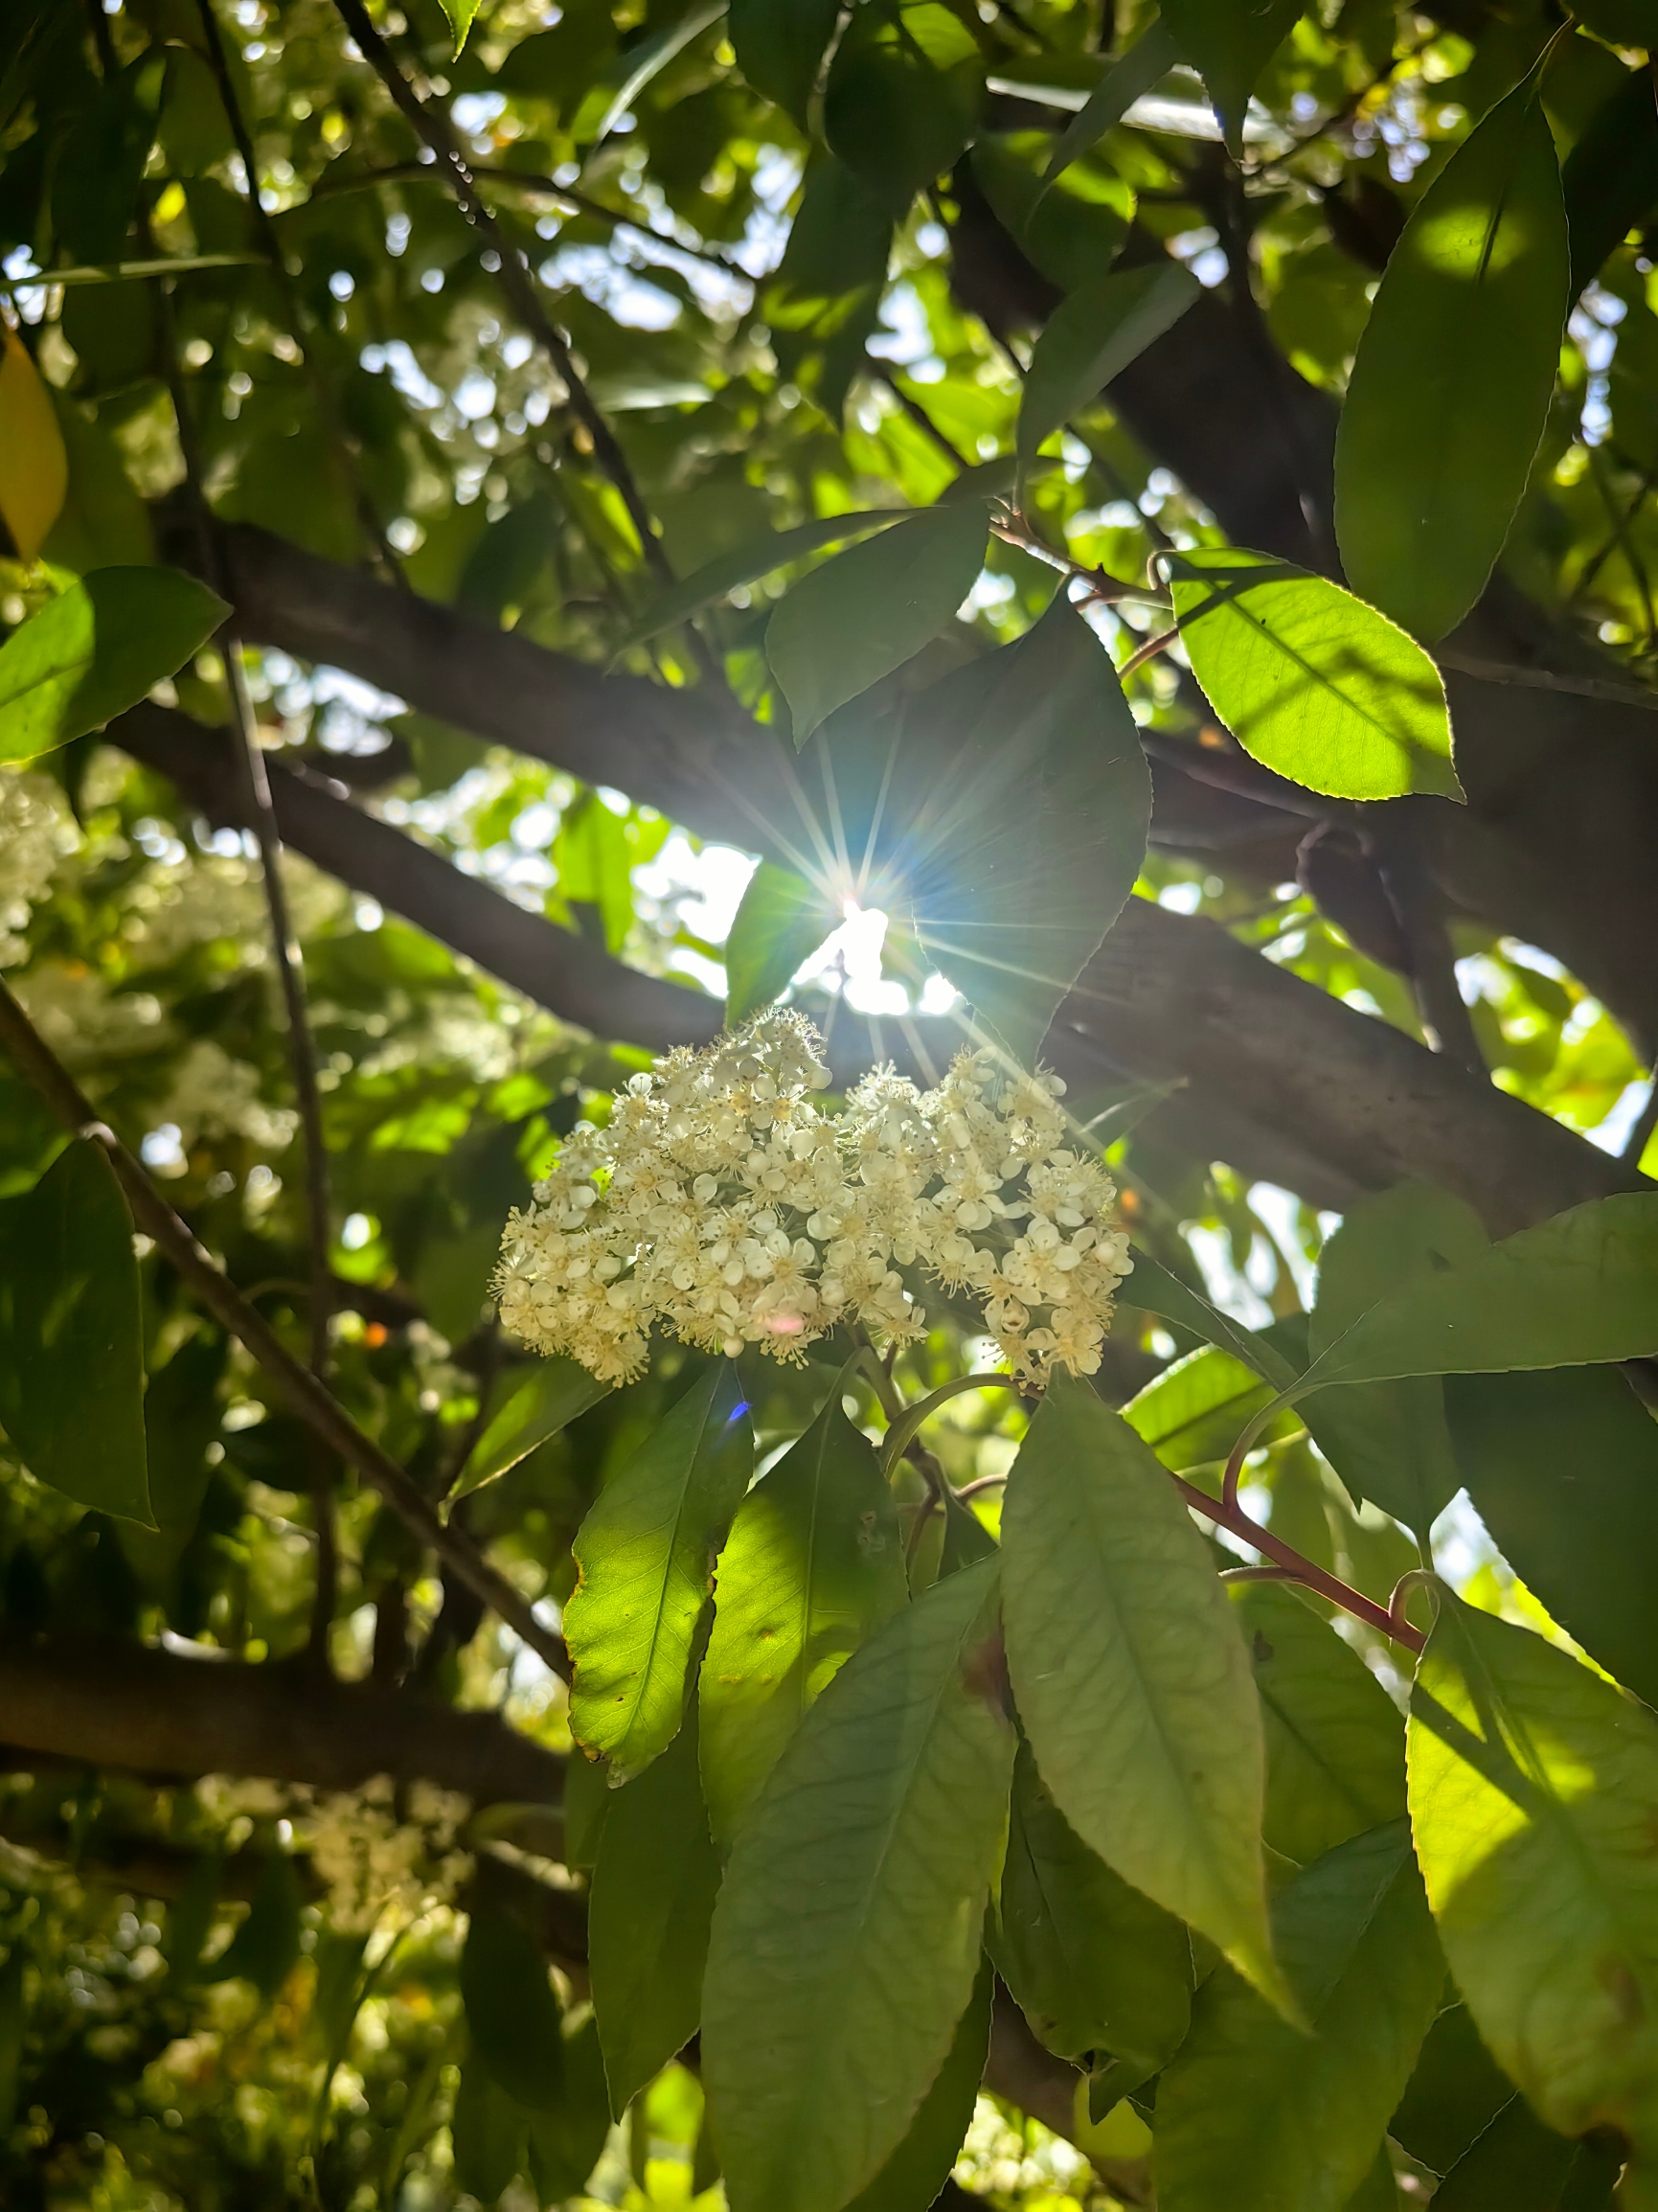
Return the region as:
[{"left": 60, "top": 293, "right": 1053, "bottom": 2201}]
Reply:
[
  {"left": 1038, "top": 18, "right": 1182, "bottom": 191},
  {"left": 823, "top": 11, "right": 980, "bottom": 217},
  {"left": 728, "top": 0, "right": 840, "bottom": 122},
  {"left": 461, "top": 1896, "right": 566, "bottom": 2114},
  {"left": 592, "top": 1, "right": 726, "bottom": 140},
  {"left": 1564, "top": 65, "right": 1658, "bottom": 298},
  {"left": 1168, "top": 550, "right": 1461, "bottom": 803},
  {"left": 991, "top": 1737, "right": 1193, "bottom": 2067},
  {"left": 0, "top": 566, "right": 229, "bottom": 763},
  {"left": 765, "top": 501, "right": 988, "bottom": 745},
  {"left": 1157, "top": 1822, "right": 1445, "bottom": 2212},
  {"left": 1298, "top": 1181, "right": 1488, "bottom": 1534},
  {"left": 1124, "top": 1252, "right": 1301, "bottom": 1390},
  {"left": 450, "top": 2057, "right": 526, "bottom": 2206},
  {"left": 1573, "top": 0, "right": 1658, "bottom": 50},
  {"left": 1409, "top": 1594, "right": 1658, "bottom": 2155},
  {"left": 1445, "top": 1365, "right": 1658, "bottom": 1709},
  {"left": 561, "top": 1747, "right": 611, "bottom": 1872},
  {"left": 1017, "top": 260, "right": 1200, "bottom": 487},
  {"left": 1000, "top": 1373, "right": 1288, "bottom": 2017},
  {"left": 1298, "top": 1194, "right": 1658, "bottom": 1396},
  {"left": 206, "top": 1851, "right": 302, "bottom": 1999},
  {"left": 454, "top": 1356, "right": 609, "bottom": 1501},
  {"left": 1343, "top": 2148, "right": 1400, "bottom": 2210},
  {"left": 844, "top": 1958, "right": 993, "bottom": 2212},
  {"left": 1334, "top": 80, "right": 1570, "bottom": 642},
  {"left": 701, "top": 1557, "right": 1014, "bottom": 2212},
  {"left": 764, "top": 158, "right": 894, "bottom": 422},
  {"left": 901, "top": 598, "right": 1152, "bottom": 1069},
  {"left": 1391, "top": 2001, "right": 1618, "bottom": 2208},
  {"left": 565, "top": 1362, "right": 754, "bottom": 1777},
  {"left": 618, "top": 510, "right": 908, "bottom": 652},
  {"left": 698, "top": 1392, "right": 907, "bottom": 1841},
  {"left": 526, "top": 2015, "right": 613, "bottom": 2203},
  {"left": 1122, "top": 1343, "right": 1279, "bottom": 1471},
  {"left": 438, "top": 0, "right": 480, "bottom": 56},
  {"left": 588, "top": 1708, "right": 722, "bottom": 2115},
  {"left": 721, "top": 861, "right": 839, "bottom": 1027},
  {"left": 971, "top": 137, "right": 1133, "bottom": 295},
  {"left": 1159, "top": 0, "right": 1303, "bottom": 153},
  {"left": 1234, "top": 1583, "right": 1406, "bottom": 1869},
  {"left": 0, "top": 1139, "right": 150, "bottom": 1526}
]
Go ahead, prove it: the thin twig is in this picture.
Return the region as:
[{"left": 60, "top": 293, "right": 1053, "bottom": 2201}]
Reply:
[
  {"left": 1117, "top": 623, "right": 1181, "bottom": 677},
  {"left": 0, "top": 977, "right": 573, "bottom": 1684},
  {"left": 1174, "top": 1465, "right": 1424, "bottom": 1653},
  {"left": 1435, "top": 650, "right": 1658, "bottom": 714},
  {"left": 330, "top": 0, "right": 721, "bottom": 680},
  {"left": 313, "top": 160, "right": 747, "bottom": 274},
  {"left": 193, "top": 0, "right": 404, "bottom": 585},
  {"left": 149, "top": 262, "right": 341, "bottom": 1666}
]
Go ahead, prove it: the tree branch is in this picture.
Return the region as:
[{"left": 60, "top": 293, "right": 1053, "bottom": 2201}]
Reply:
[
  {"left": 115, "top": 692, "right": 1647, "bottom": 1238},
  {"left": 0, "top": 1630, "right": 562, "bottom": 1805}
]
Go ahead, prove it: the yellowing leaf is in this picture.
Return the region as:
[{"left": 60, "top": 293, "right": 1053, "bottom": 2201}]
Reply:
[{"left": 0, "top": 329, "right": 69, "bottom": 563}]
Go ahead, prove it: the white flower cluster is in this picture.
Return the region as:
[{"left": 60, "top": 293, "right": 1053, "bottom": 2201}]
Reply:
[
  {"left": 495, "top": 1012, "right": 1131, "bottom": 1386},
  {"left": 305, "top": 1776, "right": 472, "bottom": 1935},
  {"left": 195, "top": 1773, "right": 472, "bottom": 1935},
  {"left": 0, "top": 769, "right": 74, "bottom": 966}
]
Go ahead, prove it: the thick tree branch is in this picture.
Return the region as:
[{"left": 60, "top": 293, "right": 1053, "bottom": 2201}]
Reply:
[
  {"left": 0, "top": 1631, "right": 562, "bottom": 1805},
  {"left": 118, "top": 700, "right": 1645, "bottom": 1234}
]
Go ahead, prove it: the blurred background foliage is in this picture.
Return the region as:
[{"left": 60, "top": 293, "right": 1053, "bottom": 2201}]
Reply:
[{"left": 0, "top": 0, "right": 1654, "bottom": 2203}]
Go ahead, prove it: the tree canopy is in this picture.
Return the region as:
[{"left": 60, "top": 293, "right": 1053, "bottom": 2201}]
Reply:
[{"left": 0, "top": 0, "right": 1656, "bottom": 2207}]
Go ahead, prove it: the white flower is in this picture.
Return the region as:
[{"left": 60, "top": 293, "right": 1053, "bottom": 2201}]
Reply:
[{"left": 495, "top": 1014, "right": 1131, "bottom": 1386}]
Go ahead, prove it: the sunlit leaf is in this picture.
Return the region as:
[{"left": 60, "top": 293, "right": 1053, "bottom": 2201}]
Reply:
[
  {"left": 1001, "top": 1373, "right": 1290, "bottom": 2018},
  {"left": 699, "top": 1391, "right": 907, "bottom": 1840},
  {"left": 565, "top": 1361, "right": 754, "bottom": 1776},
  {"left": 0, "top": 565, "right": 229, "bottom": 763},
  {"left": 1335, "top": 79, "right": 1570, "bottom": 642},
  {"left": 1409, "top": 1594, "right": 1658, "bottom": 2159},
  {"left": 1168, "top": 550, "right": 1461, "bottom": 803},
  {"left": 437, "top": 0, "right": 480, "bottom": 56},
  {"left": 702, "top": 1557, "right": 1013, "bottom": 2212}
]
